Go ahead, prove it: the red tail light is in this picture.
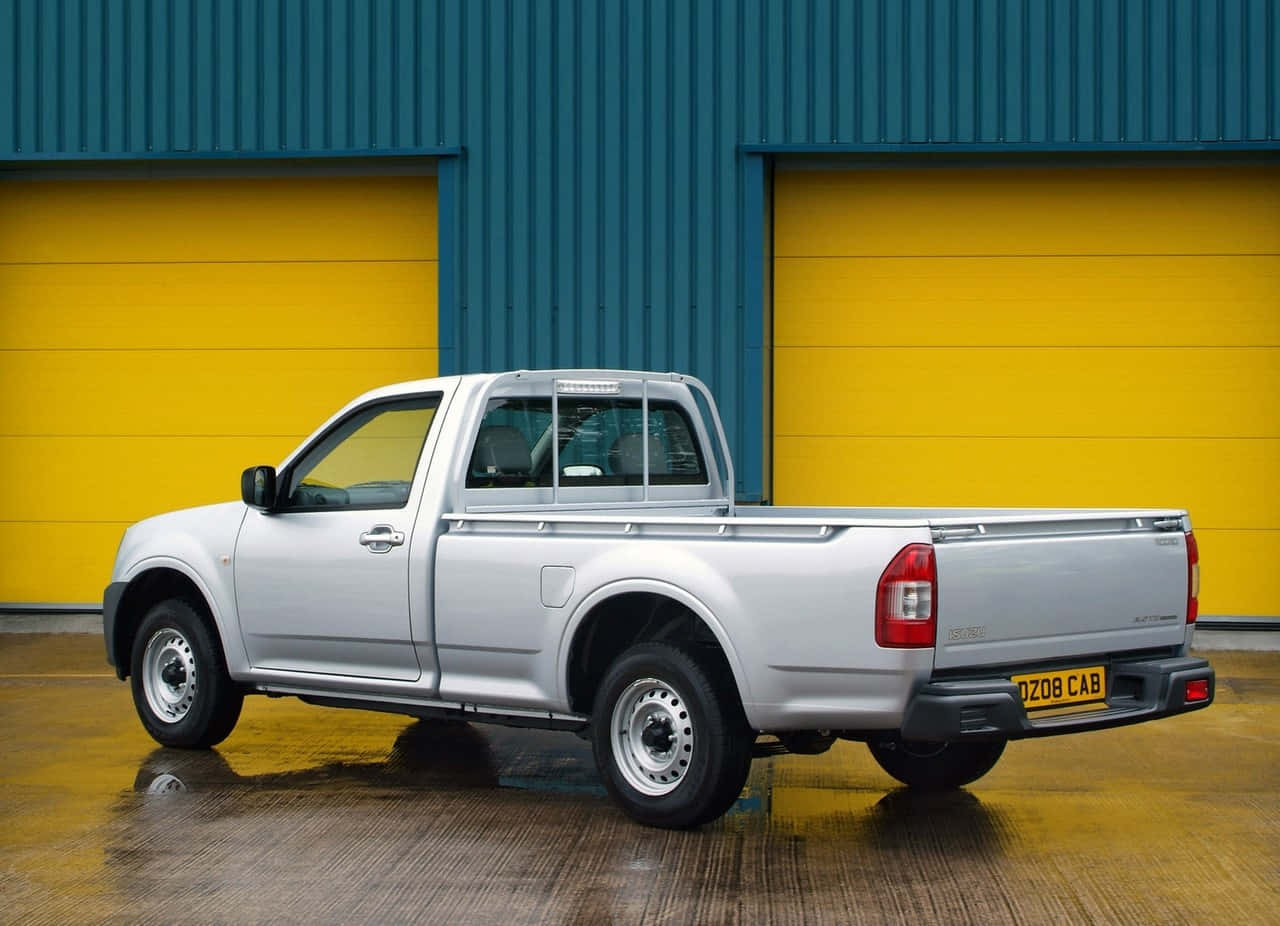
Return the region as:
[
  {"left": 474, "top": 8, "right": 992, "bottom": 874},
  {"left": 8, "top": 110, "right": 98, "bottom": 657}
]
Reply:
[
  {"left": 1186, "top": 531, "right": 1199, "bottom": 624},
  {"left": 876, "top": 544, "right": 937, "bottom": 648},
  {"left": 1184, "top": 679, "right": 1210, "bottom": 703}
]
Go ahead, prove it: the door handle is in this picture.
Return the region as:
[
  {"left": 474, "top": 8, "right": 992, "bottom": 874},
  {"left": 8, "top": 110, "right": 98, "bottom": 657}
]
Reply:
[{"left": 359, "top": 524, "right": 405, "bottom": 553}]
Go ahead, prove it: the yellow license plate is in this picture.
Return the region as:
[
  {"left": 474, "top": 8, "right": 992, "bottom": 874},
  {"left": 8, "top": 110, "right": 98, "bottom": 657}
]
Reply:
[{"left": 1012, "top": 665, "right": 1107, "bottom": 711}]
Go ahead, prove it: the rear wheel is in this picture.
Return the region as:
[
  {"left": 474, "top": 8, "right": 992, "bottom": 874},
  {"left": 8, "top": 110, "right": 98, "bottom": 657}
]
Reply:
[
  {"left": 129, "top": 598, "right": 243, "bottom": 749},
  {"left": 591, "top": 642, "right": 753, "bottom": 829},
  {"left": 867, "top": 735, "right": 1006, "bottom": 790}
]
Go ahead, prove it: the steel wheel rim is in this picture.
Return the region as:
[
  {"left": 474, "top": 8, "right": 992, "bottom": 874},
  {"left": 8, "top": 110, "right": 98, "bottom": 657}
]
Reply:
[
  {"left": 611, "top": 677, "right": 694, "bottom": 796},
  {"left": 141, "top": 628, "right": 198, "bottom": 724}
]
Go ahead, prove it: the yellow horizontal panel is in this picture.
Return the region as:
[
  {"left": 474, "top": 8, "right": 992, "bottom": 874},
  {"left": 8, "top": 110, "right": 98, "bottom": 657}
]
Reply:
[
  {"left": 0, "top": 436, "right": 301, "bottom": 524},
  {"left": 775, "top": 255, "right": 1280, "bottom": 347},
  {"left": 0, "top": 175, "right": 437, "bottom": 263},
  {"left": 775, "top": 165, "right": 1280, "bottom": 257},
  {"left": 0, "top": 349, "right": 438, "bottom": 436},
  {"left": 0, "top": 261, "right": 437, "bottom": 350},
  {"left": 1191, "top": 529, "right": 1280, "bottom": 617},
  {"left": 0, "top": 521, "right": 127, "bottom": 604},
  {"left": 774, "top": 346, "right": 1280, "bottom": 438},
  {"left": 772, "top": 436, "right": 1280, "bottom": 531}
]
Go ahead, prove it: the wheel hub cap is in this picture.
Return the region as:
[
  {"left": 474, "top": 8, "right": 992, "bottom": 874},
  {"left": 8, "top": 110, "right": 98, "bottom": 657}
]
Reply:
[
  {"left": 160, "top": 660, "right": 187, "bottom": 687},
  {"left": 141, "top": 628, "right": 198, "bottom": 724},
  {"left": 611, "top": 678, "right": 694, "bottom": 797},
  {"left": 641, "top": 717, "right": 674, "bottom": 753}
]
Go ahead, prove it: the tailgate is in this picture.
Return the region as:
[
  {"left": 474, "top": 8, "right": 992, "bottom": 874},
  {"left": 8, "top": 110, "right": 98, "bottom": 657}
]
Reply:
[{"left": 931, "top": 513, "right": 1190, "bottom": 670}]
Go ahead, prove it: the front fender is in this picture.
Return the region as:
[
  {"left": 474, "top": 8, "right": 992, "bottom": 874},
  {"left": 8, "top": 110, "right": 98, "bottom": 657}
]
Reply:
[
  {"left": 111, "top": 504, "right": 249, "bottom": 677},
  {"left": 116, "top": 553, "right": 249, "bottom": 678}
]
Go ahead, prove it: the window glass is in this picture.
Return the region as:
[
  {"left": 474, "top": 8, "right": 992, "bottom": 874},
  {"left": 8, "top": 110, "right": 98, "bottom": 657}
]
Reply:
[
  {"left": 282, "top": 396, "right": 441, "bottom": 510},
  {"left": 467, "top": 396, "right": 707, "bottom": 488}
]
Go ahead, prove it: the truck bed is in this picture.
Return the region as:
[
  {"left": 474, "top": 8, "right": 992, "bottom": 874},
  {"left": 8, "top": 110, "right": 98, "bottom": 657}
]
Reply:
[{"left": 438, "top": 503, "right": 1193, "bottom": 727}]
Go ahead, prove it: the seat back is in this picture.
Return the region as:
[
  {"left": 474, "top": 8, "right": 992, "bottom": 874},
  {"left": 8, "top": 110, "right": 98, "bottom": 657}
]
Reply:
[
  {"left": 470, "top": 425, "right": 534, "bottom": 485},
  {"left": 608, "top": 433, "right": 668, "bottom": 476}
]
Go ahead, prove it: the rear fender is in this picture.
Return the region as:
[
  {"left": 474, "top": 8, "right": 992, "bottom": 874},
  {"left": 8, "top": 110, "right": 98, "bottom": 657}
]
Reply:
[{"left": 557, "top": 577, "right": 753, "bottom": 719}]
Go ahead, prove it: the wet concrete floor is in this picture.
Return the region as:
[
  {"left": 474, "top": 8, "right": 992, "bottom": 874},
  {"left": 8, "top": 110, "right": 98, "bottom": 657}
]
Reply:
[{"left": 2, "top": 633, "right": 1277, "bottom": 924}]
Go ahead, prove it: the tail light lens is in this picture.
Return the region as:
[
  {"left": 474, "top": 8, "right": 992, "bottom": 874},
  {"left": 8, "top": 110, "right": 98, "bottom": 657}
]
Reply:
[
  {"left": 876, "top": 544, "right": 937, "bottom": 648},
  {"left": 1186, "top": 531, "right": 1199, "bottom": 624}
]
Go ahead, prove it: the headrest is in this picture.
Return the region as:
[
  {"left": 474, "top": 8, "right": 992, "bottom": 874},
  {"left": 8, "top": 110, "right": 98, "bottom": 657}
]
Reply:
[
  {"left": 608, "top": 433, "right": 668, "bottom": 476},
  {"left": 471, "top": 425, "right": 533, "bottom": 477}
]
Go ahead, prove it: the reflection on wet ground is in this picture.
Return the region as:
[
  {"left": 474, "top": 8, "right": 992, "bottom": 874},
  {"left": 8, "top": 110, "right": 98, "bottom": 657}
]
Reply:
[{"left": 3, "top": 635, "right": 1278, "bottom": 924}]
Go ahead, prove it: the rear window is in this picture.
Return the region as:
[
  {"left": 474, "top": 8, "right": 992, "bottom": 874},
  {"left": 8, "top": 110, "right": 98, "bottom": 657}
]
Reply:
[{"left": 467, "top": 397, "right": 707, "bottom": 488}]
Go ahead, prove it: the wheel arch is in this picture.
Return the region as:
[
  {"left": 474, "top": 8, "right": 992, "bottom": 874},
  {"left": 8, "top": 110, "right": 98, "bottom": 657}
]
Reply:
[{"left": 558, "top": 579, "right": 752, "bottom": 718}]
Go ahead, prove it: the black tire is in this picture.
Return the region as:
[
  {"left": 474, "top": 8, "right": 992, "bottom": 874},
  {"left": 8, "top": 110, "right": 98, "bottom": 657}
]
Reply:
[
  {"left": 129, "top": 598, "right": 243, "bottom": 749},
  {"left": 867, "top": 734, "right": 1006, "bottom": 791},
  {"left": 591, "top": 642, "right": 753, "bottom": 829}
]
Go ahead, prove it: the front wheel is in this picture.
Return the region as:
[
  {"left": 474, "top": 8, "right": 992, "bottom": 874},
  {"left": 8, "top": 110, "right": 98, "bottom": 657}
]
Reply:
[
  {"left": 129, "top": 599, "right": 243, "bottom": 749},
  {"left": 867, "top": 735, "right": 1006, "bottom": 791},
  {"left": 591, "top": 642, "right": 753, "bottom": 829}
]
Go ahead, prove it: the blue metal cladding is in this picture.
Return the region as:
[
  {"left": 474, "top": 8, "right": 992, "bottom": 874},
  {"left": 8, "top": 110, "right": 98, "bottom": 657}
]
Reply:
[{"left": 3, "top": 2, "right": 1279, "bottom": 499}]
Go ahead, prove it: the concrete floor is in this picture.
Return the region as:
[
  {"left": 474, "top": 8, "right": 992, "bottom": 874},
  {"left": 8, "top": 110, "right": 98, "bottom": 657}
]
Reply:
[{"left": 2, "top": 634, "right": 1277, "bottom": 925}]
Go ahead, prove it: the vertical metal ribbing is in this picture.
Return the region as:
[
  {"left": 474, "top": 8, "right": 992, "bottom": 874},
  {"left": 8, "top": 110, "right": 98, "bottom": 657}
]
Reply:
[
  {"left": 1167, "top": 0, "right": 1174, "bottom": 140},
  {"left": 1143, "top": 0, "right": 1151, "bottom": 142},
  {"left": 1217, "top": 0, "right": 1224, "bottom": 140},
  {"left": 1182, "top": 0, "right": 1192, "bottom": 139},
  {"left": 301, "top": 0, "right": 308, "bottom": 148},
  {"left": 56, "top": 0, "right": 63, "bottom": 152},
  {"left": 949, "top": 0, "right": 958, "bottom": 142},
  {"left": 1118, "top": 0, "right": 1126, "bottom": 139},
  {"left": 925, "top": 0, "right": 933, "bottom": 141},
  {"left": 852, "top": 0, "right": 861, "bottom": 140},
  {"left": 1021, "top": 0, "right": 1029, "bottom": 141},
  {"left": 996, "top": 0, "right": 1004, "bottom": 141},
  {"left": 122, "top": 0, "right": 128, "bottom": 150},
  {"left": 829, "top": 0, "right": 838, "bottom": 139},
  {"left": 806, "top": 0, "right": 815, "bottom": 141},
  {"left": 1239, "top": 0, "right": 1248, "bottom": 139},
  {"left": 1093, "top": 0, "right": 1101, "bottom": 141},
  {"left": 82, "top": 0, "right": 89, "bottom": 150},
  {"left": 4, "top": 6, "right": 1276, "bottom": 156},
  {"left": 878, "top": 0, "right": 886, "bottom": 140}
]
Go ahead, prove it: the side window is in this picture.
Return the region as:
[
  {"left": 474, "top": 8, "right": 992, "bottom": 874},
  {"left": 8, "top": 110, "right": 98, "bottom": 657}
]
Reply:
[
  {"left": 466, "top": 396, "right": 707, "bottom": 488},
  {"left": 282, "top": 395, "right": 441, "bottom": 511}
]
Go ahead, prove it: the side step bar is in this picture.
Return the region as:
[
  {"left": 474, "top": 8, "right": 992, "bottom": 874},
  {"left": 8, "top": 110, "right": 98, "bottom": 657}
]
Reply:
[{"left": 261, "top": 684, "right": 589, "bottom": 733}]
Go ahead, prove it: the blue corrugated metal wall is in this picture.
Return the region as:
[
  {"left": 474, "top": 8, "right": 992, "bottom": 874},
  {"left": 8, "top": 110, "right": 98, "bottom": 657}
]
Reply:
[{"left": 3, "top": 0, "right": 1279, "bottom": 499}]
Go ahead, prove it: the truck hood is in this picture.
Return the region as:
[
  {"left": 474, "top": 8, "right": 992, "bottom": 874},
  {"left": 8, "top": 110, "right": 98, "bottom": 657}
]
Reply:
[{"left": 111, "top": 501, "right": 248, "bottom": 582}]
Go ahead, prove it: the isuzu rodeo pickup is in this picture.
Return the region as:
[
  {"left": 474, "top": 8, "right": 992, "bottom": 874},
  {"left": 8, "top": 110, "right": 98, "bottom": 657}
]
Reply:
[{"left": 104, "top": 370, "right": 1214, "bottom": 827}]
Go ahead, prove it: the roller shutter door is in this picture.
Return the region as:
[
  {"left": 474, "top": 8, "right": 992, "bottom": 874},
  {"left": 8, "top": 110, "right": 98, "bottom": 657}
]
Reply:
[
  {"left": 773, "top": 165, "right": 1280, "bottom": 618},
  {"left": 0, "top": 174, "right": 438, "bottom": 604}
]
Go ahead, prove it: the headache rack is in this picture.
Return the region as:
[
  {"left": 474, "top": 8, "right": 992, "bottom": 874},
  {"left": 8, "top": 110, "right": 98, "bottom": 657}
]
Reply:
[{"left": 478, "top": 369, "right": 736, "bottom": 516}]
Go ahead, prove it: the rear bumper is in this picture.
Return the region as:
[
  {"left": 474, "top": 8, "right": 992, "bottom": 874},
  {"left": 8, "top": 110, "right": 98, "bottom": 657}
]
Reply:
[
  {"left": 102, "top": 581, "right": 128, "bottom": 676},
  {"left": 900, "top": 655, "right": 1214, "bottom": 742}
]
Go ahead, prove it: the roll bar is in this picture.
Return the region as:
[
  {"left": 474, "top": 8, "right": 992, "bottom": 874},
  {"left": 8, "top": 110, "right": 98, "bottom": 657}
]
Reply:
[{"left": 490, "top": 369, "right": 736, "bottom": 515}]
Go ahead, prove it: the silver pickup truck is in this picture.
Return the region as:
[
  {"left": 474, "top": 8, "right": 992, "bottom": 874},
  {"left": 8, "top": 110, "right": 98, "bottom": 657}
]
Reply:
[{"left": 104, "top": 369, "right": 1213, "bottom": 828}]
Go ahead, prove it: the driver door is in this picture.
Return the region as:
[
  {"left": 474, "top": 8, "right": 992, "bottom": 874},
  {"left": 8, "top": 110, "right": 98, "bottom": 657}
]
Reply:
[{"left": 234, "top": 394, "right": 441, "bottom": 681}]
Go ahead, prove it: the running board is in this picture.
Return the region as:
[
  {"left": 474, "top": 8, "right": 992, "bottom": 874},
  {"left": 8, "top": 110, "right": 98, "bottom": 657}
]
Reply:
[{"left": 261, "top": 684, "right": 589, "bottom": 733}]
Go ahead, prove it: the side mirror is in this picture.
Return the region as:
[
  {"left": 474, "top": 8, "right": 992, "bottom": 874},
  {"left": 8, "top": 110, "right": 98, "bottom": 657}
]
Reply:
[{"left": 241, "top": 465, "right": 278, "bottom": 511}]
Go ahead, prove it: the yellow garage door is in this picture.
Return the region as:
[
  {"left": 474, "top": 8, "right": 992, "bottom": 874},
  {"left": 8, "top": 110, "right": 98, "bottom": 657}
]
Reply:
[
  {"left": 773, "top": 164, "right": 1280, "bottom": 618},
  {"left": 0, "top": 173, "right": 438, "bottom": 604}
]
